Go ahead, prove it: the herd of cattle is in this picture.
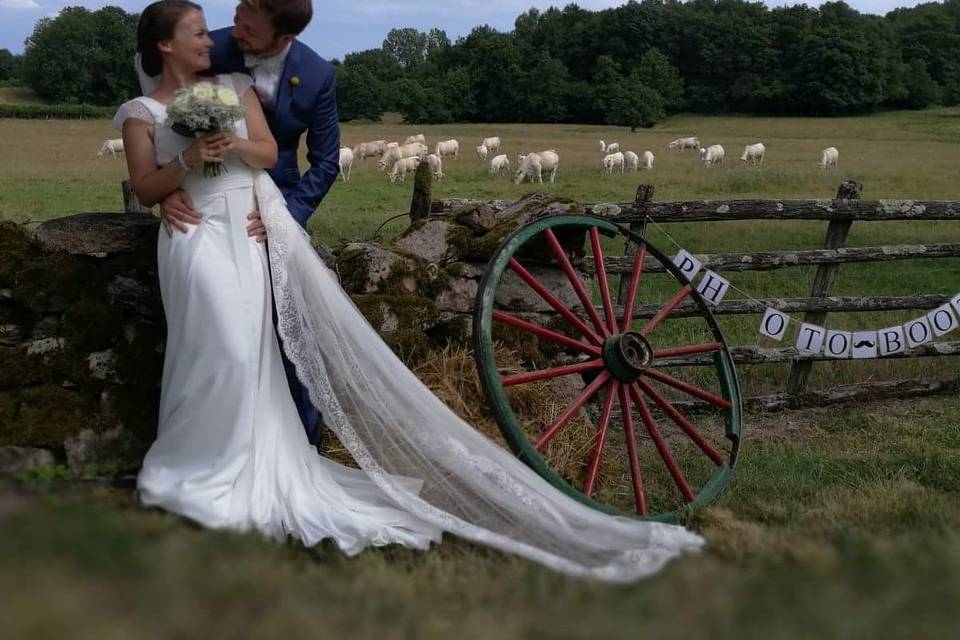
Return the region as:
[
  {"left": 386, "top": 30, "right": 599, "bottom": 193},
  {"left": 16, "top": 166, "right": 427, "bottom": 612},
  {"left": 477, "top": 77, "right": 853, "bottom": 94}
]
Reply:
[
  {"left": 337, "top": 134, "right": 841, "bottom": 185},
  {"left": 95, "top": 132, "right": 841, "bottom": 183}
]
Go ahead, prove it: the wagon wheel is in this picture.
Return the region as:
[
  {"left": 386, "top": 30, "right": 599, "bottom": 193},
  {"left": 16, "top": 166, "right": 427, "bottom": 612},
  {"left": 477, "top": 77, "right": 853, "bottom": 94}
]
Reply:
[{"left": 473, "top": 213, "right": 742, "bottom": 522}]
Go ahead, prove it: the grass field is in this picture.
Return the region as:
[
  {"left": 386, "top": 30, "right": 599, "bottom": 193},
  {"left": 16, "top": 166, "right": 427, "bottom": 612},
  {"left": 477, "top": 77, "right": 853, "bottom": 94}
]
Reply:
[
  {"left": 3, "top": 395, "right": 959, "bottom": 638},
  {"left": 2, "top": 109, "right": 959, "bottom": 637}
]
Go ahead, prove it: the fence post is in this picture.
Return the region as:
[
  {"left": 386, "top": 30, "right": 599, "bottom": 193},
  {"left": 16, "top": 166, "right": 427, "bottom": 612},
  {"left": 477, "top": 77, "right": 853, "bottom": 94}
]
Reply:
[
  {"left": 784, "top": 180, "right": 862, "bottom": 400},
  {"left": 617, "top": 184, "right": 654, "bottom": 304},
  {"left": 409, "top": 161, "right": 432, "bottom": 223},
  {"left": 122, "top": 180, "right": 152, "bottom": 214}
]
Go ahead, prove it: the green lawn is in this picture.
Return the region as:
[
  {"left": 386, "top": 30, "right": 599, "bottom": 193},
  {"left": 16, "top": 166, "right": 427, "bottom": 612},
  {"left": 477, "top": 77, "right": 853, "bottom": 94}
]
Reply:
[{"left": 3, "top": 395, "right": 958, "bottom": 638}]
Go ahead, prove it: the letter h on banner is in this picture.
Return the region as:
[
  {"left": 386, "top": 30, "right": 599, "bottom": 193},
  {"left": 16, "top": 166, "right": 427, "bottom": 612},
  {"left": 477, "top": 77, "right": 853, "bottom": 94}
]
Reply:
[{"left": 696, "top": 270, "right": 731, "bottom": 306}]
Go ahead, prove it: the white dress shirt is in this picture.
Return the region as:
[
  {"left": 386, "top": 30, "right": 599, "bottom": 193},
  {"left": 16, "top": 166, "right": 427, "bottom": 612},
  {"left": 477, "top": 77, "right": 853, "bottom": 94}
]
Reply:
[{"left": 244, "top": 42, "right": 292, "bottom": 113}]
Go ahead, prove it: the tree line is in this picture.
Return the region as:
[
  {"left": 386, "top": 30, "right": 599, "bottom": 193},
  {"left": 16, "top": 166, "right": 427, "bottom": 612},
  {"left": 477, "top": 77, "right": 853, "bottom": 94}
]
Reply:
[{"left": 4, "top": 1, "right": 960, "bottom": 128}]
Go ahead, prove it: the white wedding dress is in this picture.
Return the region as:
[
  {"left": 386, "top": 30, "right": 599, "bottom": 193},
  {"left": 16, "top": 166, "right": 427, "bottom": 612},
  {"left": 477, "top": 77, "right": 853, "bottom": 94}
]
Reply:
[{"left": 113, "top": 72, "right": 705, "bottom": 583}]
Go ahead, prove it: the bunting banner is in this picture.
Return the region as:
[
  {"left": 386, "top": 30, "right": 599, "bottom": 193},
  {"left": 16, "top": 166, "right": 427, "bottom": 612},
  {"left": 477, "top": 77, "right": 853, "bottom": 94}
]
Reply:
[{"left": 669, "top": 250, "right": 960, "bottom": 360}]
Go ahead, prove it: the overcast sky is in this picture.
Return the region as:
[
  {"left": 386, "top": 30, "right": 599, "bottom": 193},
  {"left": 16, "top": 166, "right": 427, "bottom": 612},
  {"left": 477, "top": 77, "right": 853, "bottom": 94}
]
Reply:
[{"left": 0, "top": 0, "right": 933, "bottom": 59}]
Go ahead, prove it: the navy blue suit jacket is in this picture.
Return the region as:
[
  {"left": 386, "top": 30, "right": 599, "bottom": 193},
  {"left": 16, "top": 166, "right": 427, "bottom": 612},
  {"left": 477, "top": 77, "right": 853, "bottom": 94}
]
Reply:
[{"left": 208, "top": 28, "right": 340, "bottom": 226}]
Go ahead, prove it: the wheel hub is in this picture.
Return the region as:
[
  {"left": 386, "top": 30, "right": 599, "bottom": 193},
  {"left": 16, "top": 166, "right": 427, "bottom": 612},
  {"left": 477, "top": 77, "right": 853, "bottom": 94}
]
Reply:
[{"left": 602, "top": 331, "right": 654, "bottom": 382}]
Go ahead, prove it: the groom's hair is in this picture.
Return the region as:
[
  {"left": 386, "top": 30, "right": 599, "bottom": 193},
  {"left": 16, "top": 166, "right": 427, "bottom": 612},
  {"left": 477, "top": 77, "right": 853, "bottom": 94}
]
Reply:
[
  {"left": 241, "top": 0, "right": 312, "bottom": 37},
  {"left": 138, "top": 0, "right": 204, "bottom": 76}
]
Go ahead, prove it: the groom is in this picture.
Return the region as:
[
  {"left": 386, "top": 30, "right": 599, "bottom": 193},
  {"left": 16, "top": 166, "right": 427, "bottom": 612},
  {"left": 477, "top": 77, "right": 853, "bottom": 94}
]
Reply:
[{"left": 153, "top": 0, "right": 340, "bottom": 448}]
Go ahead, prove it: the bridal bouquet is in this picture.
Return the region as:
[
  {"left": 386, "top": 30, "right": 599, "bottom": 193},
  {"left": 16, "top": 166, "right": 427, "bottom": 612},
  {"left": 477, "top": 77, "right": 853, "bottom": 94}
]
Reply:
[{"left": 166, "top": 81, "right": 246, "bottom": 178}]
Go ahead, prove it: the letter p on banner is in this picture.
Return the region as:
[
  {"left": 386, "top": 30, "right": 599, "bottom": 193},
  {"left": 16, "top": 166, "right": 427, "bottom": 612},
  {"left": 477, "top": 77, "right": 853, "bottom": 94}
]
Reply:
[{"left": 672, "top": 249, "right": 703, "bottom": 282}]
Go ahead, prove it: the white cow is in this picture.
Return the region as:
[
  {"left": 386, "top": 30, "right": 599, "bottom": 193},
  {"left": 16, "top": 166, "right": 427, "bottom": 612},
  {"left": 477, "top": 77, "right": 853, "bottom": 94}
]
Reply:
[
  {"left": 514, "top": 150, "right": 560, "bottom": 184},
  {"left": 640, "top": 150, "right": 655, "bottom": 170},
  {"left": 97, "top": 138, "right": 124, "bottom": 157},
  {"left": 476, "top": 144, "right": 488, "bottom": 160},
  {"left": 338, "top": 147, "right": 354, "bottom": 182},
  {"left": 480, "top": 137, "right": 501, "bottom": 153},
  {"left": 379, "top": 142, "right": 427, "bottom": 172},
  {"left": 490, "top": 154, "right": 510, "bottom": 175},
  {"left": 667, "top": 137, "right": 700, "bottom": 151},
  {"left": 599, "top": 139, "right": 606, "bottom": 152},
  {"left": 353, "top": 139, "right": 387, "bottom": 160},
  {"left": 605, "top": 142, "right": 620, "bottom": 154},
  {"left": 819, "top": 146, "right": 839, "bottom": 168},
  {"left": 699, "top": 144, "right": 725, "bottom": 165},
  {"left": 740, "top": 142, "right": 765, "bottom": 165},
  {"left": 426, "top": 153, "right": 444, "bottom": 180},
  {"left": 390, "top": 156, "right": 421, "bottom": 183},
  {"left": 403, "top": 133, "right": 426, "bottom": 145},
  {"left": 601, "top": 151, "right": 625, "bottom": 173},
  {"left": 435, "top": 139, "right": 459, "bottom": 159},
  {"left": 623, "top": 151, "right": 640, "bottom": 171}
]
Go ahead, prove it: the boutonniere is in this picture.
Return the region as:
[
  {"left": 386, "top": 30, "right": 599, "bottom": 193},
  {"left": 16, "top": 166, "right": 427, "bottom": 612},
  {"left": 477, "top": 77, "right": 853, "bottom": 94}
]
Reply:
[{"left": 290, "top": 76, "right": 300, "bottom": 88}]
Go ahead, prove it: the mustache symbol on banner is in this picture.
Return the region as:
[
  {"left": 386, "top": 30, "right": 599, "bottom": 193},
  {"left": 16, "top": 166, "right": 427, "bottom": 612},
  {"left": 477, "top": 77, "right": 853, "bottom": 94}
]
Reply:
[{"left": 853, "top": 339, "right": 875, "bottom": 349}]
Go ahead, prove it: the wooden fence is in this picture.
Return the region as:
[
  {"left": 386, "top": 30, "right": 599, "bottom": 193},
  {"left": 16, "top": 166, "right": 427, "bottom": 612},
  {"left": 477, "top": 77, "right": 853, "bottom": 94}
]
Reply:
[{"left": 582, "top": 181, "right": 960, "bottom": 411}]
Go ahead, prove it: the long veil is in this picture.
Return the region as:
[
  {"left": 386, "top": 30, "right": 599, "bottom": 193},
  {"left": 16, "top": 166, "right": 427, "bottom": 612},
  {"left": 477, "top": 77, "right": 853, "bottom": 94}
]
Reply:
[{"left": 254, "top": 171, "right": 705, "bottom": 583}]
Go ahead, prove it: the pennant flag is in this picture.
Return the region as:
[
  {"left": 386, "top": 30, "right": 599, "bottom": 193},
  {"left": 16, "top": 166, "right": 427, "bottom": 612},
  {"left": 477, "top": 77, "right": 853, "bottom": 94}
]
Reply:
[
  {"left": 904, "top": 317, "right": 933, "bottom": 348},
  {"left": 927, "top": 303, "right": 958, "bottom": 337},
  {"left": 696, "top": 270, "right": 730, "bottom": 306},
  {"left": 672, "top": 249, "right": 702, "bottom": 282},
  {"left": 796, "top": 323, "right": 826, "bottom": 354},
  {"left": 878, "top": 326, "right": 907, "bottom": 356},
  {"left": 852, "top": 331, "right": 879, "bottom": 359},
  {"left": 824, "top": 331, "right": 852, "bottom": 358}
]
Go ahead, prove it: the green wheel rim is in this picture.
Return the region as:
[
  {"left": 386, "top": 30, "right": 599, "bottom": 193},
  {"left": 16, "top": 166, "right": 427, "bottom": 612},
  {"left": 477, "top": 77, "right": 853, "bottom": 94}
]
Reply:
[{"left": 473, "top": 213, "right": 742, "bottom": 522}]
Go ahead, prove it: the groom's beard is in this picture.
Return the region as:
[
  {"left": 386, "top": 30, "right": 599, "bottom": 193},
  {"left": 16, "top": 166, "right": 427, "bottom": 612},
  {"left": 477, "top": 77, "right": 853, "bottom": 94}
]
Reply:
[{"left": 232, "top": 32, "right": 286, "bottom": 58}]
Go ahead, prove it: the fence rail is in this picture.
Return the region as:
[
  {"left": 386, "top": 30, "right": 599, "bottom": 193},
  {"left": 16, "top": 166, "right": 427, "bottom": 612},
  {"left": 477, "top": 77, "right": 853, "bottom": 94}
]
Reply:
[{"left": 599, "top": 181, "right": 960, "bottom": 410}]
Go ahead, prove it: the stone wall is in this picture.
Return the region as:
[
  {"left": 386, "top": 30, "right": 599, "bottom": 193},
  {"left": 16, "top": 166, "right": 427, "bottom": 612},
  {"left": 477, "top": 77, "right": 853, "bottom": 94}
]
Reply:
[{"left": 0, "top": 192, "right": 585, "bottom": 475}]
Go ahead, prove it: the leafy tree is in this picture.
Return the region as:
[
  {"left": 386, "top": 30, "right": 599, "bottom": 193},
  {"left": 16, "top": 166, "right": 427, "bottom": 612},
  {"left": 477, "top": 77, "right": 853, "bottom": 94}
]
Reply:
[
  {"left": 0, "top": 49, "right": 21, "bottom": 82},
  {"left": 634, "top": 48, "right": 683, "bottom": 110},
  {"left": 382, "top": 28, "right": 429, "bottom": 70},
  {"left": 21, "top": 6, "right": 139, "bottom": 105},
  {"left": 335, "top": 65, "right": 383, "bottom": 121},
  {"left": 902, "top": 58, "right": 941, "bottom": 108}
]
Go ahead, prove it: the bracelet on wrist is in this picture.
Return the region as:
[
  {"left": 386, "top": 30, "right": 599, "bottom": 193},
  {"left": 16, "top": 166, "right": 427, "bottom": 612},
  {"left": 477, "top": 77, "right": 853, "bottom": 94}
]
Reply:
[{"left": 176, "top": 151, "right": 191, "bottom": 171}]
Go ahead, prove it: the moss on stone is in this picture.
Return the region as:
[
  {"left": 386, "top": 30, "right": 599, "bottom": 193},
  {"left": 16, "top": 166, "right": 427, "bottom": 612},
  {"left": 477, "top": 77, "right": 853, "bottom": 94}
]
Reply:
[
  {"left": 13, "top": 254, "right": 102, "bottom": 311},
  {"left": 0, "top": 385, "right": 100, "bottom": 449},
  {"left": 111, "top": 383, "right": 160, "bottom": 443},
  {"left": 112, "top": 321, "right": 164, "bottom": 386},
  {"left": 352, "top": 293, "right": 440, "bottom": 365},
  {"left": 61, "top": 298, "right": 125, "bottom": 354},
  {"left": 0, "top": 347, "right": 48, "bottom": 389},
  {"left": 336, "top": 246, "right": 373, "bottom": 295},
  {"left": 0, "top": 221, "right": 38, "bottom": 290}
]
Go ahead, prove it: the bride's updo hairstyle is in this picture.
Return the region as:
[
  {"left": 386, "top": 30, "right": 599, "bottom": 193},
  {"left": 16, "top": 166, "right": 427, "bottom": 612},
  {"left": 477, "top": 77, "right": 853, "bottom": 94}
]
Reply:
[{"left": 138, "top": 0, "right": 204, "bottom": 76}]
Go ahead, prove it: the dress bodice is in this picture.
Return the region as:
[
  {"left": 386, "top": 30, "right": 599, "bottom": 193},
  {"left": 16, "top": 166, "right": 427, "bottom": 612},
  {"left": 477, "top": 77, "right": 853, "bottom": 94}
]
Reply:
[{"left": 113, "top": 73, "right": 256, "bottom": 193}]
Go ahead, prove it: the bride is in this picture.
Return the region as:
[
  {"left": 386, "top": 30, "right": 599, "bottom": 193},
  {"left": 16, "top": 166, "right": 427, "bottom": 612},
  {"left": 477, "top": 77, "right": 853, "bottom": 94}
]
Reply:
[{"left": 115, "top": 0, "right": 705, "bottom": 583}]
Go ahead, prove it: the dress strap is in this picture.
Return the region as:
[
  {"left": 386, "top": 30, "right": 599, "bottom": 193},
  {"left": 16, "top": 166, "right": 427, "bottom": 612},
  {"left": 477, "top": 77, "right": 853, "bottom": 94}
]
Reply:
[{"left": 112, "top": 97, "right": 157, "bottom": 132}]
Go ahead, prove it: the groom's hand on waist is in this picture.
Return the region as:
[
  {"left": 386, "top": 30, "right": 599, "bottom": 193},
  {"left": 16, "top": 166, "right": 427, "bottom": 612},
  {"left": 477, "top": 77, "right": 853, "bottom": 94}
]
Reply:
[{"left": 160, "top": 190, "right": 202, "bottom": 237}]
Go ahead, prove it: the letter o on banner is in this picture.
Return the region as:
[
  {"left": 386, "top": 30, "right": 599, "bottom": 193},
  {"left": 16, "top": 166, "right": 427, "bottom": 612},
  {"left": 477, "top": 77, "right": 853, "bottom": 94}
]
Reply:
[
  {"left": 904, "top": 317, "right": 933, "bottom": 348},
  {"left": 759, "top": 308, "right": 789, "bottom": 341},
  {"left": 825, "top": 331, "right": 851, "bottom": 358},
  {"left": 927, "top": 304, "right": 958, "bottom": 337}
]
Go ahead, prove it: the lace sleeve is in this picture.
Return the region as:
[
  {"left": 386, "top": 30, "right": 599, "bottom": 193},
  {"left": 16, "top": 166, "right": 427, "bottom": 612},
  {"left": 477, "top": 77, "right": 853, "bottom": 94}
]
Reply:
[
  {"left": 112, "top": 99, "right": 153, "bottom": 132},
  {"left": 227, "top": 72, "right": 255, "bottom": 99}
]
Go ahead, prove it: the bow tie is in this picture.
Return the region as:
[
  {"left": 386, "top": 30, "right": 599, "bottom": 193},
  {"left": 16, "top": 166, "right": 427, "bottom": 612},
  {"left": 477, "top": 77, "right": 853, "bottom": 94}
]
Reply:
[{"left": 244, "top": 52, "right": 284, "bottom": 72}]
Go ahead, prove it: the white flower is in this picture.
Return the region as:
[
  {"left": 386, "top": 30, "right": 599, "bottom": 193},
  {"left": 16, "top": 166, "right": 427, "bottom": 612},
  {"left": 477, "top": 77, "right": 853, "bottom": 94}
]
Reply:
[
  {"left": 217, "top": 87, "right": 240, "bottom": 107},
  {"left": 192, "top": 83, "right": 215, "bottom": 101}
]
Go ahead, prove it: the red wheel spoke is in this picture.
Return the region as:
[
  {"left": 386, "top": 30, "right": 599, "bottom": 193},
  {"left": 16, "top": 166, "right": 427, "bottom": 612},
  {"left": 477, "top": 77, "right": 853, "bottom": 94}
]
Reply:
[
  {"left": 654, "top": 342, "right": 724, "bottom": 359},
  {"left": 628, "top": 384, "right": 696, "bottom": 502},
  {"left": 640, "top": 286, "right": 691, "bottom": 337},
  {"left": 534, "top": 371, "right": 610, "bottom": 450},
  {"left": 584, "top": 380, "right": 620, "bottom": 496},
  {"left": 642, "top": 368, "right": 733, "bottom": 410},
  {"left": 637, "top": 379, "right": 725, "bottom": 466},
  {"left": 509, "top": 258, "right": 603, "bottom": 346},
  {"left": 589, "top": 227, "right": 618, "bottom": 333},
  {"left": 501, "top": 359, "right": 604, "bottom": 387},
  {"left": 493, "top": 310, "right": 601, "bottom": 357},
  {"left": 544, "top": 228, "right": 609, "bottom": 337},
  {"left": 618, "top": 385, "right": 648, "bottom": 515},
  {"left": 619, "top": 245, "right": 647, "bottom": 333}
]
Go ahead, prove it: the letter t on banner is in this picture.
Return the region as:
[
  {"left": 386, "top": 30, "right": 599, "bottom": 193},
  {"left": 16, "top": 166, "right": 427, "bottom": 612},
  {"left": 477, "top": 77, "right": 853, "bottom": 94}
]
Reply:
[
  {"left": 696, "top": 270, "right": 731, "bottom": 306},
  {"left": 672, "top": 250, "right": 702, "bottom": 283},
  {"left": 796, "top": 323, "right": 826, "bottom": 354},
  {"left": 759, "top": 308, "right": 789, "bottom": 341}
]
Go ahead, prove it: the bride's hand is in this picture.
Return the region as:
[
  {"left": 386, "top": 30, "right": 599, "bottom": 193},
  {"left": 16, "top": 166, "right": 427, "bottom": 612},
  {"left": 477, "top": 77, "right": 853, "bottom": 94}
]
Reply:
[
  {"left": 183, "top": 133, "right": 224, "bottom": 166},
  {"left": 246, "top": 210, "right": 266, "bottom": 243},
  {"left": 205, "top": 131, "right": 240, "bottom": 156}
]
